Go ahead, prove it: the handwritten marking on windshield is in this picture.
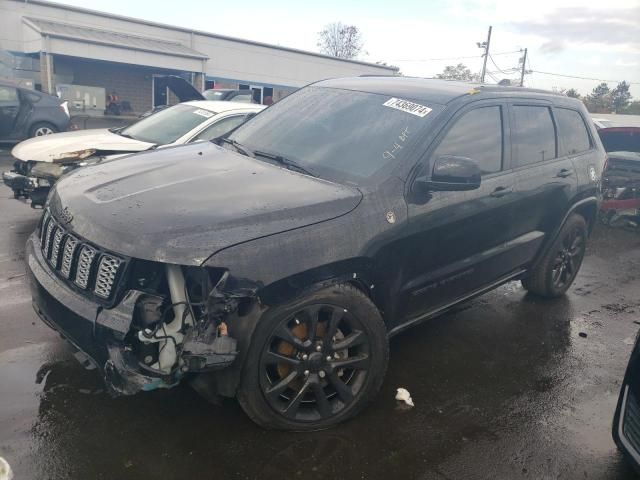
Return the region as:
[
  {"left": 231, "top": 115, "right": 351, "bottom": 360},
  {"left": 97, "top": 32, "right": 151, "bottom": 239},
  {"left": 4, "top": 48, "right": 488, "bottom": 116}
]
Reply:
[{"left": 383, "top": 127, "right": 410, "bottom": 160}]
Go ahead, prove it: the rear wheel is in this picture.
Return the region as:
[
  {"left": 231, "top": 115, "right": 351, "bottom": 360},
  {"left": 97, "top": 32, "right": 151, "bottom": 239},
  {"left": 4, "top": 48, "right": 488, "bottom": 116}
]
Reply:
[
  {"left": 522, "top": 213, "right": 588, "bottom": 297},
  {"left": 29, "top": 122, "right": 57, "bottom": 137},
  {"left": 238, "top": 283, "right": 388, "bottom": 430}
]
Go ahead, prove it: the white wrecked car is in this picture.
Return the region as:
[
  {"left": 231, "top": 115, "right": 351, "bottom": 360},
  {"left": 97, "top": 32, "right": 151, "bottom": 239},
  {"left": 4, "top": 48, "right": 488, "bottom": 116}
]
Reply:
[{"left": 2, "top": 100, "right": 264, "bottom": 207}]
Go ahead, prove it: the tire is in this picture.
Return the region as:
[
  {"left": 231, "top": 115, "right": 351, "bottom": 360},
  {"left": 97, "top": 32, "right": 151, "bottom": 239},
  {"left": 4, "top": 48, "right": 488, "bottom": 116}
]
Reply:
[
  {"left": 29, "top": 122, "right": 58, "bottom": 137},
  {"left": 237, "top": 283, "right": 389, "bottom": 431},
  {"left": 522, "top": 213, "right": 588, "bottom": 298}
]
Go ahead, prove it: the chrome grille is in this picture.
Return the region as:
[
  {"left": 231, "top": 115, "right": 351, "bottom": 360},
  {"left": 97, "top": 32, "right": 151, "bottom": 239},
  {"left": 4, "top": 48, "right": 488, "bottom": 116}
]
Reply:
[
  {"left": 42, "top": 218, "right": 55, "bottom": 259},
  {"left": 49, "top": 228, "right": 64, "bottom": 268},
  {"left": 60, "top": 235, "right": 78, "bottom": 278},
  {"left": 94, "top": 255, "right": 122, "bottom": 299},
  {"left": 38, "top": 209, "right": 125, "bottom": 301},
  {"left": 74, "top": 245, "right": 97, "bottom": 289}
]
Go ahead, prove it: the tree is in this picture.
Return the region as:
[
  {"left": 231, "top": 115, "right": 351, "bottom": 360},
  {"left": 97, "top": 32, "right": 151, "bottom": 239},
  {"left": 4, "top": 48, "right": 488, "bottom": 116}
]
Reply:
[
  {"left": 622, "top": 101, "right": 640, "bottom": 115},
  {"left": 584, "top": 82, "right": 612, "bottom": 113},
  {"left": 611, "top": 81, "right": 631, "bottom": 113},
  {"left": 317, "top": 23, "right": 364, "bottom": 59},
  {"left": 565, "top": 88, "right": 580, "bottom": 99},
  {"left": 435, "top": 64, "right": 480, "bottom": 81}
]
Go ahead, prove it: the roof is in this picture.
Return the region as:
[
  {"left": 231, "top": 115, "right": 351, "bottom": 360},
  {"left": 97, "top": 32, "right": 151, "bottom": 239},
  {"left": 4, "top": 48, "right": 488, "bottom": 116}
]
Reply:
[
  {"left": 181, "top": 100, "right": 266, "bottom": 113},
  {"left": 316, "top": 76, "right": 564, "bottom": 104},
  {"left": 13, "top": 0, "right": 397, "bottom": 72},
  {"left": 22, "top": 16, "right": 208, "bottom": 59}
]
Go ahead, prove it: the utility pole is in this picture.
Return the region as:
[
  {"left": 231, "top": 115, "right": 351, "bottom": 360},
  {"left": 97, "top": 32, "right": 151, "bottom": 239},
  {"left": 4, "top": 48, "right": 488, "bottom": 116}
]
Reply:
[
  {"left": 519, "top": 48, "right": 528, "bottom": 87},
  {"left": 478, "top": 26, "right": 492, "bottom": 83}
]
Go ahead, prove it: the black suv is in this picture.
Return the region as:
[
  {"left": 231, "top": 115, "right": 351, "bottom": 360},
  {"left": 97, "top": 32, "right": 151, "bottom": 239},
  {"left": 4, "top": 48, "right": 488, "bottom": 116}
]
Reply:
[{"left": 26, "top": 77, "right": 604, "bottom": 430}]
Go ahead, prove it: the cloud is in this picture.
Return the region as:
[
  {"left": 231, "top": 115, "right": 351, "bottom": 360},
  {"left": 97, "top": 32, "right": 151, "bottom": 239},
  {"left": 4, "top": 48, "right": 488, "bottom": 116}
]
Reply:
[
  {"left": 540, "top": 40, "right": 565, "bottom": 54},
  {"left": 508, "top": 6, "right": 640, "bottom": 52}
]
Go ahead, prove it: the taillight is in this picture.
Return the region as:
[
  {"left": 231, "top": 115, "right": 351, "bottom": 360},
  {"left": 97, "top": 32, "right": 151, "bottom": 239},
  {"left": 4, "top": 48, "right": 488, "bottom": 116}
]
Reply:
[{"left": 60, "top": 101, "right": 70, "bottom": 118}]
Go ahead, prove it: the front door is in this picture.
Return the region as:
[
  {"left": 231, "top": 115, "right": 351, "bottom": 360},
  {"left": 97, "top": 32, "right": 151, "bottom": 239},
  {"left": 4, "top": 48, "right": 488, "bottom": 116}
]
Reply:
[
  {"left": 0, "top": 85, "right": 20, "bottom": 139},
  {"left": 401, "top": 102, "right": 518, "bottom": 320},
  {"left": 152, "top": 76, "right": 168, "bottom": 107},
  {"left": 251, "top": 86, "right": 263, "bottom": 104}
]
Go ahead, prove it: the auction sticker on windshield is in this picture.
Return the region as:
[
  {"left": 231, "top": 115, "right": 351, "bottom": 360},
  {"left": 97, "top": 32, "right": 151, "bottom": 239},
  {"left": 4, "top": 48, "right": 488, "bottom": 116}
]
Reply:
[
  {"left": 193, "top": 109, "right": 214, "bottom": 118},
  {"left": 383, "top": 98, "right": 432, "bottom": 117}
]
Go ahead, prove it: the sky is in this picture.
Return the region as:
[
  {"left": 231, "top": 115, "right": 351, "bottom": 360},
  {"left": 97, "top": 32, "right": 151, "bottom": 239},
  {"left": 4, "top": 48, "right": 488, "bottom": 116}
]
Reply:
[{"left": 53, "top": 0, "right": 640, "bottom": 98}]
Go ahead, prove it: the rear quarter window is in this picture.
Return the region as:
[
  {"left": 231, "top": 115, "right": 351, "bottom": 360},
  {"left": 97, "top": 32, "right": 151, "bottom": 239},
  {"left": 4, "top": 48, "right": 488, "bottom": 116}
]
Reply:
[
  {"left": 511, "top": 105, "right": 557, "bottom": 167},
  {"left": 555, "top": 108, "right": 591, "bottom": 156}
]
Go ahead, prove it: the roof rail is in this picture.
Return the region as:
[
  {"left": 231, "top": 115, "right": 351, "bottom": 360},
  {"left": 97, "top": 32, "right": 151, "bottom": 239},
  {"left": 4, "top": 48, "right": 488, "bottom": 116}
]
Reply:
[{"left": 477, "top": 84, "right": 560, "bottom": 95}]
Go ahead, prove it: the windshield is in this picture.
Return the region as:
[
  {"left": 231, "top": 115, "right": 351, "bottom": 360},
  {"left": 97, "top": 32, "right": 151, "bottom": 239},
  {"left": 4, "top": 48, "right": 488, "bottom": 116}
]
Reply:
[
  {"left": 203, "top": 90, "right": 228, "bottom": 101},
  {"left": 120, "top": 104, "right": 216, "bottom": 144},
  {"left": 228, "top": 86, "right": 434, "bottom": 184}
]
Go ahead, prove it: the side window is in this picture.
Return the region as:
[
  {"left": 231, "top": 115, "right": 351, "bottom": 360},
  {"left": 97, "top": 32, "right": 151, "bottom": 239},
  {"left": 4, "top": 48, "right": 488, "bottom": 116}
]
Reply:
[
  {"left": 233, "top": 93, "right": 253, "bottom": 103},
  {"left": 554, "top": 108, "right": 591, "bottom": 156},
  {"left": 433, "top": 106, "right": 503, "bottom": 175},
  {"left": 512, "top": 106, "right": 557, "bottom": 167},
  {"left": 191, "top": 115, "right": 246, "bottom": 142},
  {"left": 0, "top": 86, "right": 19, "bottom": 105}
]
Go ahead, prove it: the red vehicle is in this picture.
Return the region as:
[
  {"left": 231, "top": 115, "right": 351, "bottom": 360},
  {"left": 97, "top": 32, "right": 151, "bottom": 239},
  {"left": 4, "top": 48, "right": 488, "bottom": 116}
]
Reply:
[{"left": 599, "top": 127, "right": 640, "bottom": 228}]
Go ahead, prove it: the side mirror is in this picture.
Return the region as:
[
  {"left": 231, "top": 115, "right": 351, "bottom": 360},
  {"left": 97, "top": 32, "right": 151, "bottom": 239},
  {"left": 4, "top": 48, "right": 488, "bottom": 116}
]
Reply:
[{"left": 417, "top": 155, "right": 481, "bottom": 192}]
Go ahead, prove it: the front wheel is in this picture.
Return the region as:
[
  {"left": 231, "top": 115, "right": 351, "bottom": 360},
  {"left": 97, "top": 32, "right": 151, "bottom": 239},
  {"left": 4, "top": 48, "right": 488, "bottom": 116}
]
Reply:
[
  {"left": 238, "top": 284, "right": 388, "bottom": 431},
  {"left": 522, "top": 213, "right": 588, "bottom": 297}
]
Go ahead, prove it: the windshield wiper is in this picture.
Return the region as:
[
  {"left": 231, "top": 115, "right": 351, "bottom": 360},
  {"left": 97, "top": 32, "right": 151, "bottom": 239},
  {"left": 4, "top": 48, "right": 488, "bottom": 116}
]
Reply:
[
  {"left": 253, "top": 150, "right": 317, "bottom": 177},
  {"left": 219, "top": 138, "right": 255, "bottom": 158}
]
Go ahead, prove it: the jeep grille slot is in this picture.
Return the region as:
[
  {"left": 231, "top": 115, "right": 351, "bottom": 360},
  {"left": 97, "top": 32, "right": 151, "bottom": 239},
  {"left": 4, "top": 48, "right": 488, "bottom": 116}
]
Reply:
[
  {"left": 94, "top": 255, "right": 122, "bottom": 299},
  {"left": 74, "top": 245, "right": 97, "bottom": 289},
  {"left": 39, "top": 209, "right": 126, "bottom": 302},
  {"left": 60, "top": 235, "right": 78, "bottom": 279}
]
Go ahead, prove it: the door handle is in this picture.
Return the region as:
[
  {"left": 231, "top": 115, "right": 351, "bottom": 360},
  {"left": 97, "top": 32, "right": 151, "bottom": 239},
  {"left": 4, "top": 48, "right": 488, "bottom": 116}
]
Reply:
[
  {"left": 556, "top": 168, "right": 573, "bottom": 178},
  {"left": 490, "top": 186, "right": 513, "bottom": 198}
]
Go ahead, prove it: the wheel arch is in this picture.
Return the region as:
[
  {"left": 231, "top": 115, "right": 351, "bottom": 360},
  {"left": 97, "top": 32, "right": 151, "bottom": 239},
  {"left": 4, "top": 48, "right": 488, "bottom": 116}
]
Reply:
[
  {"left": 210, "top": 260, "right": 385, "bottom": 399},
  {"left": 529, "top": 196, "right": 598, "bottom": 273}
]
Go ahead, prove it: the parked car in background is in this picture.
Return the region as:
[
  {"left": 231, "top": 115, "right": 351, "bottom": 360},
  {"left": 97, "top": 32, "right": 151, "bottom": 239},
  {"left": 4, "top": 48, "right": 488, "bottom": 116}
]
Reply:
[
  {"left": 0, "top": 80, "right": 70, "bottom": 142},
  {"left": 26, "top": 77, "right": 605, "bottom": 430},
  {"left": 598, "top": 127, "right": 640, "bottom": 229},
  {"left": 2, "top": 101, "right": 264, "bottom": 206},
  {"left": 203, "top": 89, "right": 255, "bottom": 103}
]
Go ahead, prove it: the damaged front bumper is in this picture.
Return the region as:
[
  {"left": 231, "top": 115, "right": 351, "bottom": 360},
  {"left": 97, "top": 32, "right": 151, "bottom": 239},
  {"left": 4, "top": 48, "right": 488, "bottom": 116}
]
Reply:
[{"left": 25, "top": 233, "right": 237, "bottom": 395}]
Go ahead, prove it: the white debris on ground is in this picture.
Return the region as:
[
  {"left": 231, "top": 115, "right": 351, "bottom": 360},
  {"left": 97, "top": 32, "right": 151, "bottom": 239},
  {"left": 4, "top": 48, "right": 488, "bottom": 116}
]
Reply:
[
  {"left": 0, "top": 457, "right": 13, "bottom": 480},
  {"left": 395, "top": 387, "right": 415, "bottom": 407}
]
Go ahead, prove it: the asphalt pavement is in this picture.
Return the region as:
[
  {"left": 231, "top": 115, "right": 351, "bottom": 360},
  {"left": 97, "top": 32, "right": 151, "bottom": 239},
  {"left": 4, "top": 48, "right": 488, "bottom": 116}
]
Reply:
[{"left": 1, "top": 148, "right": 640, "bottom": 479}]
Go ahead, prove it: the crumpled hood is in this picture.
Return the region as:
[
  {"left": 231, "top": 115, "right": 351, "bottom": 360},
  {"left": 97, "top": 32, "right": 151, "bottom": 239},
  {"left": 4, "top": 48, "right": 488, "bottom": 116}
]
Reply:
[
  {"left": 12, "top": 129, "right": 154, "bottom": 163},
  {"left": 48, "top": 143, "right": 362, "bottom": 265}
]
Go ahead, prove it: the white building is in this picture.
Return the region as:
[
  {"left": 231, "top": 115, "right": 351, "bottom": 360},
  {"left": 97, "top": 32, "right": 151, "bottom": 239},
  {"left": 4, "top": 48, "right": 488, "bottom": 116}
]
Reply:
[{"left": 0, "top": 0, "right": 397, "bottom": 114}]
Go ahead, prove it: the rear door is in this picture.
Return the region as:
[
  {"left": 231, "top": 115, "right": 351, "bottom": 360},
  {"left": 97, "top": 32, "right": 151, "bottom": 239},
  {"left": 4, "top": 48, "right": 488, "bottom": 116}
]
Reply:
[
  {"left": 402, "top": 101, "right": 519, "bottom": 319},
  {"left": 508, "top": 103, "right": 578, "bottom": 268},
  {"left": 0, "top": 85, "right": 20, "bottom": 139}
]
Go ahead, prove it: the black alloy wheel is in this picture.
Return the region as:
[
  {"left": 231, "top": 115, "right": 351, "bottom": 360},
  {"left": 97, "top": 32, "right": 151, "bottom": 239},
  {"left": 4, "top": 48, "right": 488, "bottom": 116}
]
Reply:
[
  {"left": 238, "top": 283, "right": 388, "bottom": 430},
  {"left": 551, "top": 225, "right": 585, "bottom": 290},
  {"left": 522, "top": 213, "right": 588, "bottom": 297},
  {"left": 259, "top": 304, "right": 370, "bottom": 422}
]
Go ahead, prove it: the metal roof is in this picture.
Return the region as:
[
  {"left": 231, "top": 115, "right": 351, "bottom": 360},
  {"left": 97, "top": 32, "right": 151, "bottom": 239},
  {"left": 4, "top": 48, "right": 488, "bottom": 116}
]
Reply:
[
  {"left": 22, "top": 17, "right": 208, "bottom": 60},
  {"left": 12, "top": 0, "right": 396, "bottom": 72},
  {"left": 316, "top": 76, "right": 563, "bottom": 104}
]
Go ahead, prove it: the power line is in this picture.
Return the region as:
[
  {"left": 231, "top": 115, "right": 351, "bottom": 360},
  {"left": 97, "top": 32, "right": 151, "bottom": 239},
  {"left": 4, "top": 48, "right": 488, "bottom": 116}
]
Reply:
[
  {"left": 388, "top": 50, "right": 522, "bottom": 63},
  {"left": 530, "top": 70, "right": 639, "bottom": 85},
  {"left": 488, "top": 54, "right": 513, "bottom": 75}
]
